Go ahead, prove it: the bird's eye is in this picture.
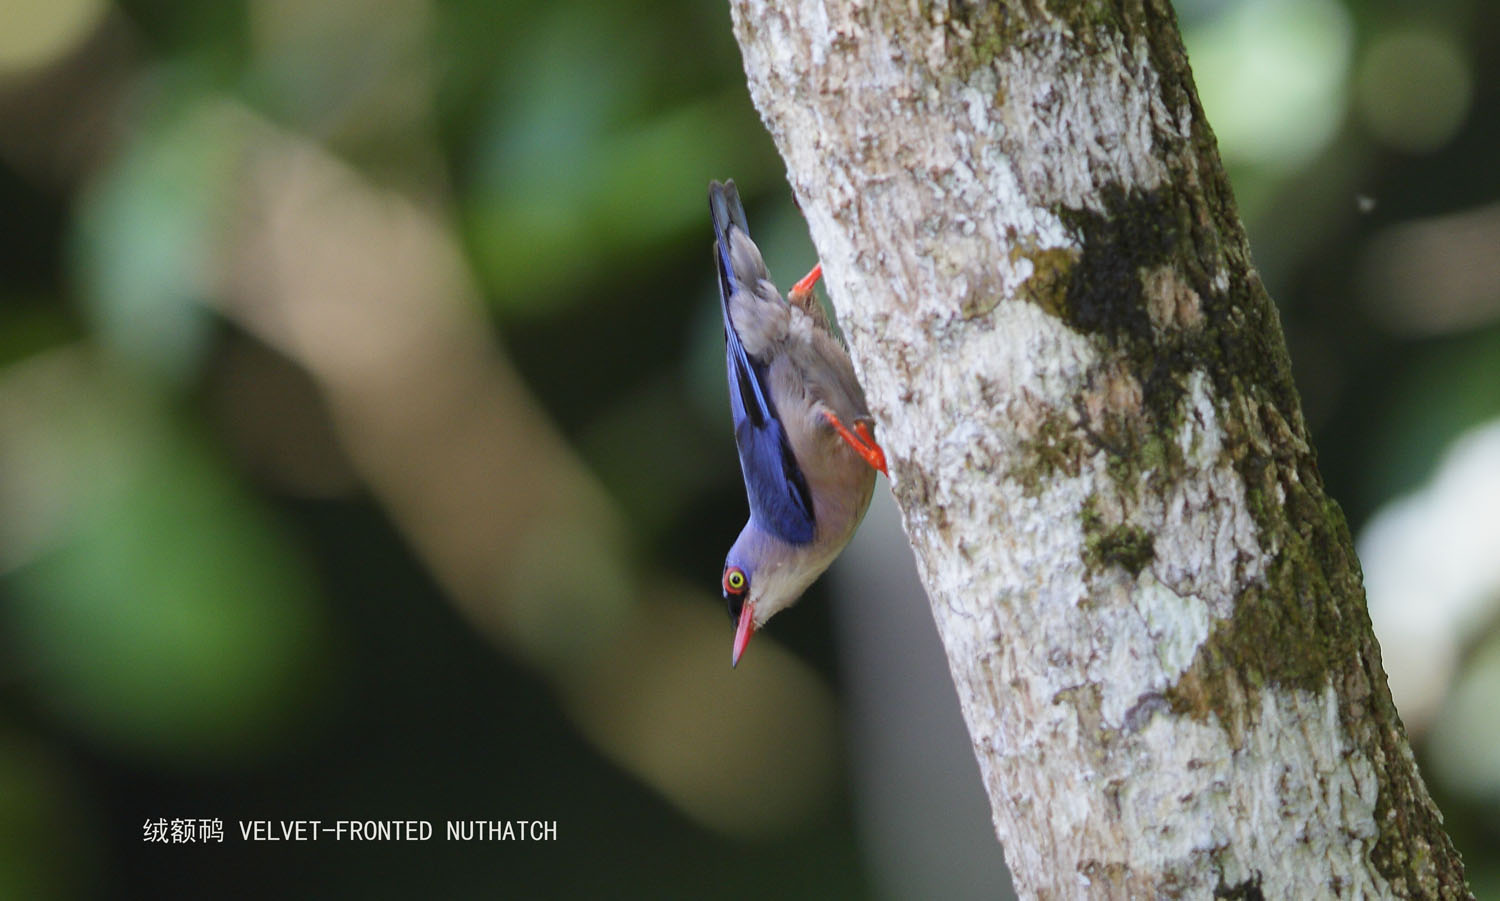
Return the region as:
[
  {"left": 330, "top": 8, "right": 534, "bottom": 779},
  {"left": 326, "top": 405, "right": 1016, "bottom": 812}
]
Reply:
[{"left": 723, "top": 567, "right": 747, "bottom": 594}]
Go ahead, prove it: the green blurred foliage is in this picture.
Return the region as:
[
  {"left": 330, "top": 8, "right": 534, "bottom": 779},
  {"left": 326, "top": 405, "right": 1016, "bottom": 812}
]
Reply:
[
  {"left": 6, "top": 360, "right": 329, "bottom": 763},
  {"left": 1, "top": 0, "right": 1498, "bottom": 895},
  {"left": 74, "top": 93, "right": 241, "bottom": 380}
]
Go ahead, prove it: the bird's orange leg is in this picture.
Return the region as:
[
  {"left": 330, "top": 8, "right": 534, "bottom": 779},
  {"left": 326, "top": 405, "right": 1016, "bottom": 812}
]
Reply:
[
  {"left": 822, "top": 410, "right": 888, "bottom": 476},
  {"left": 787, "top": 263, "right": 823, "bottom": 307}
]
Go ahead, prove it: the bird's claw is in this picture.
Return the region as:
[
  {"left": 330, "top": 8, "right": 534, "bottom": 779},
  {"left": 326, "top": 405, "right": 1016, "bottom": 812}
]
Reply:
[
  {"left": 787, "top": 263, "right": 823, "bottom": 308},
  {"left": 823, "top": 411, "right": 888, "bottom": 476}
]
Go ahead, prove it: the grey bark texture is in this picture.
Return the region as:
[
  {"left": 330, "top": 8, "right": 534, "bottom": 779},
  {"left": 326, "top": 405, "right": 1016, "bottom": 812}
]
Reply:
[{"left": 727, "top": 0, "right": 1472, "bottom": 897}]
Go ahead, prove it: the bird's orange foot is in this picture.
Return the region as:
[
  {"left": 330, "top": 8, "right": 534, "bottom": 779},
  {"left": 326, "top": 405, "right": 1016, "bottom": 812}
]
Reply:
[
  {"left": 823, "top": 411, "right": 888, "bottom": 476},
  {"left": 787, "top": 263, "right": 823, "bottom": 308}
]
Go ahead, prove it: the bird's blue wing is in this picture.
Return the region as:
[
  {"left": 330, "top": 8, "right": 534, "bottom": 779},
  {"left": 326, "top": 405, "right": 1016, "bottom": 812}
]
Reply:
[{"left": 711, "top": 181, "right": 816, "bottom": 545}]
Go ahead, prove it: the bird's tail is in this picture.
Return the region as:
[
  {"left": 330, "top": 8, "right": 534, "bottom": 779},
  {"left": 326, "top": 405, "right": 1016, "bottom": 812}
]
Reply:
[
  {"left": 709, "top": 180, "right": 753, "bottom": 300},
  {"left": 709, "top": 179, "right": 750, "bottom": 245}
]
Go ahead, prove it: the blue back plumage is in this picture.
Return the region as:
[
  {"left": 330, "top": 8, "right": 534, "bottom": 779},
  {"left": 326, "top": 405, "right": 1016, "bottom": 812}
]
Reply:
[{"left": 710, "top": 181, "right": 816, "bottom": 545}]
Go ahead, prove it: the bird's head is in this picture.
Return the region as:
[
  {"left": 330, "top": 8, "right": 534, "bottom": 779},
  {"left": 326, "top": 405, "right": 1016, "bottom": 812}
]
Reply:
[
  {"left": 721, "top": 559, "right": 756, "bottom": 667},
  {"left": 722, "top": 528, "right": 822, "bottom": 667}
]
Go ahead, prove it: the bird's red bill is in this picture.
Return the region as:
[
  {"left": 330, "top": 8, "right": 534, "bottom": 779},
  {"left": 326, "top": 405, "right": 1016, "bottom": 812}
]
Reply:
[{"left": 732, "top": 602, "right": 756, "bottom": 667}]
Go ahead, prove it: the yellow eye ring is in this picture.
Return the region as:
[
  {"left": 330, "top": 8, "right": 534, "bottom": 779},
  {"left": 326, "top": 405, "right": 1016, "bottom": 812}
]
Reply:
[{"left": 725, "top": 568, "right": 746, "bottom": 592}]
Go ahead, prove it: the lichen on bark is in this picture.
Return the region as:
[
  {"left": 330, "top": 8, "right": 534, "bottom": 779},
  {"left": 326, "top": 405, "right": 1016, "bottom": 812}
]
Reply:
[{"left": 1080, "top": 496, "right": 1156, "bottom": 577}]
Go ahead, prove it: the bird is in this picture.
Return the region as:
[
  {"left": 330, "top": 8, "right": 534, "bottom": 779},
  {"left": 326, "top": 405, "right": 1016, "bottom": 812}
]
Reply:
[{"left": 710, "top": 179, "right": 888, "bottom": 667}]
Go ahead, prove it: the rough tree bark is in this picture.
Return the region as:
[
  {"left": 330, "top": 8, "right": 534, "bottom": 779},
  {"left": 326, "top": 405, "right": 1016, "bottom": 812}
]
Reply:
[{"left": 727, "top": 0, "right": 1471, "bottom": 897}]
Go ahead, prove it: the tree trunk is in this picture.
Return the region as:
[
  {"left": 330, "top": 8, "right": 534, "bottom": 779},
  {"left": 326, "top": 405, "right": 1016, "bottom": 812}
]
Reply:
[{"left": 727, "top": 0, "right": 1471, "bottom": 897}]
